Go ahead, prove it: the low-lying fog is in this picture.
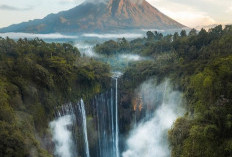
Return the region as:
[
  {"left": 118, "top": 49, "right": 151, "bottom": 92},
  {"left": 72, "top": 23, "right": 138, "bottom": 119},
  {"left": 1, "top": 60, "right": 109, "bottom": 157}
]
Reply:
[
  {"left": 0, "top": 32, "right": 77, "bottom": 39},
  {"left": 75, "top": 42, "right": 99, "bottom": 58},
  {"left": 0, "top": 32, "right": 145, "bottom": 40},
  {"left": 119, "top": 54, "right": 144, "bottom": 61},
  {"left": 82, "top": 33, "right": 144, "bottom": 39},
  {"left": 74, "top": 40, "right": 149, "bottom": 71},
  {"left": 0, "top": 31, "right": 151, "bottom": 73}
]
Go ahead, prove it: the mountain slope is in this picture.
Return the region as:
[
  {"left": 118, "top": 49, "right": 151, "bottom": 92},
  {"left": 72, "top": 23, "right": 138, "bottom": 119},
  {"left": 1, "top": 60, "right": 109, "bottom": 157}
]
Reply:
[{"left": 0, "top": 0, "right": 185, "bottom": 33}]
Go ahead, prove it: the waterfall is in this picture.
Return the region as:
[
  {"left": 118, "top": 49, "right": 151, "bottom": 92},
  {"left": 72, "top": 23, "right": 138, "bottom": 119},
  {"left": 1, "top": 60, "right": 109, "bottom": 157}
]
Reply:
[
  {"left": 50, "top": 72, "right": 122, "bottom": 157},
  {"left": 113, "top": 71, "right": 122, "bottom": 157},
  {"left": 94, "top": 72, "right": 122, "bottom": 157},
  {"left": 50, "top": 101, "right": 91, "bottom": 157},
  {"left": 50, "top": 76, "right": 183, "bottom": 157},
  {"left": 79, "top": 99, "right": 90, "bottom": 157},
  {"left": 115, "top": 78, "right": 119, "bottom": 157},
  {"left": 111, "top": 88, "right": 116, "bottom": 156},
  {"left": 95, "top": 89, "right": 117, "bottom": 157},
  {"left": 50, "top": 103, "right": 78, "bottom": 157}
]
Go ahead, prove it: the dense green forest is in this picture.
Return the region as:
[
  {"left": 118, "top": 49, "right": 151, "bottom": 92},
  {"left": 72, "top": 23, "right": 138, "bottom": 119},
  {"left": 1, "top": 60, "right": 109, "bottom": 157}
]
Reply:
[
  {"left": 0, "top": 37, "right": 110, "bottom": 156},
  {"left": 0, "top": 24, "right": 232, "bottom": 157},
  {"left": 96, "top": 25, "right": 232, "bottom": 156}
]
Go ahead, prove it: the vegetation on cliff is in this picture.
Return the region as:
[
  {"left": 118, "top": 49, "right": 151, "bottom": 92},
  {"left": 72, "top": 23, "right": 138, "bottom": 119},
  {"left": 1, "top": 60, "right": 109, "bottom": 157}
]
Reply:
[
  {"left": 0, "top": 37, "right": 110, "bottom": 156},
  {"left": 97, "top": 25, "right": 232, "bottom": 156}
]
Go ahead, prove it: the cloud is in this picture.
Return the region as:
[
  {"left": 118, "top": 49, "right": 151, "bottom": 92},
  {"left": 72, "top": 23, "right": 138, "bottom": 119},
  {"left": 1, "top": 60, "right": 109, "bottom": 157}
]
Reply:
[
  {"left": 82, "top": 0, "right": 144, "bottom": 4},
  {"left": 0, "top": 32, "right": 77, "bottom": 39},
  {"left": 0, "top": 4, "right": 33, "bottom": 11},
  {"left": 59, "top": 0, "right": 108, "bottom": 5},
  {"left": 59, "top": 0, "right": 85, "bottom": 4},
  {"left": 226, "top": 6, "right": 232, "bottom": 13},
  {"left": 82, "top": 33, "right": 144, "bottom": 39},
  {"left": 62, "top": 0, "right": 144, "bottom": 5},
  {"left": 160, "top": 9, "right": 216, "bottom": 27},
  {"left": 84, "top": 0, "right": 108, "bottom": 4},
  {"left": 147, "top": 0, "right": 217, "bottom": 27}
]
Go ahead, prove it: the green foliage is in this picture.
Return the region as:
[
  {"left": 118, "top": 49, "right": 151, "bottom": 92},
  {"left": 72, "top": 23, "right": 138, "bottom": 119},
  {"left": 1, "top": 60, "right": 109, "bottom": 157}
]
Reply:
[
  {"left": 180, "top": 30, "right": 187, "bottom": 37},
  {"left": 146, "top": 31, "right": 155, "bottom": 40},
  {"left": 168, "top": 117, "right": 192, "bottom": 157},
  {"left": 1, "top": 24, "right": 232, "bottom": 157},
  {"left": 189, "top": 29, "right": 197, "bottom": 36},
  {"left": 116, "top": 25, "right": 232, "bottom": 157},
  {"left": 0, "top": 37, "right": 110, "bottom": 156},
  {"left": 0, "top": 121, "right": 26, "bottom": 157},
  {"left": 95, "top": 40, "right": 119, "bottom": 56}
]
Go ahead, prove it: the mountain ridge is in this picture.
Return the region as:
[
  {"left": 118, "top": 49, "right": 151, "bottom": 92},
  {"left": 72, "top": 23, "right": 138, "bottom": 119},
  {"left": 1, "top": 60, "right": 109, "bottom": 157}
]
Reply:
[{"left": 0, "top": 0, "right": 185, "bottom": 33}]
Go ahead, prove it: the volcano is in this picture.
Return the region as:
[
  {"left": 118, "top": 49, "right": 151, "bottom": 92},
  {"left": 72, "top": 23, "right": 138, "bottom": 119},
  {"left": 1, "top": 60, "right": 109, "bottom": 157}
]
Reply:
[{"left": 0, "top": 0, "right": 185, "bottom": 33}]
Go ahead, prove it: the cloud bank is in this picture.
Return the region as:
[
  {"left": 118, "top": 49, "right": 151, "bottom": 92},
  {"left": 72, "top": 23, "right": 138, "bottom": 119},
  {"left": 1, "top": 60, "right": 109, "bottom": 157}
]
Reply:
[
  {"left": 0, "top": 32, "right": 77, "bottom": 39},
  {"left": 0, "top": 5, "right": 32, "bottom": 11},
  {"left": 83, "top": 0, "right": 144, "bottom": 4},
  {"left": 147, "top": 0, "right": 231, "bottom": 27},
  {"left": 82, "top": 33, "right": 144, "bottom": 39}
]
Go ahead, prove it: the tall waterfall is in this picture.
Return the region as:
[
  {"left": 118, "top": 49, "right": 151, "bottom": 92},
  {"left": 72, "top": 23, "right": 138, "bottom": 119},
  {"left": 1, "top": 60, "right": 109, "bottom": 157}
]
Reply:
[
  {"left": 115, "top": 77, "right": 119, "bottom": 157},
  {"left": 111, "top": 88, "right": 116, "bottom": 156},
  {"left": 94, "top": 73, "right": 121, "bottom": 157},
  {"left": 50, "top": 73, "right": 122, "bottom": 157},
  {"left": 79, "top": 99, "right": 90, "bottom": 157},
  {"left": 95, "top": 90, "right": 115, "bottom": 157}
]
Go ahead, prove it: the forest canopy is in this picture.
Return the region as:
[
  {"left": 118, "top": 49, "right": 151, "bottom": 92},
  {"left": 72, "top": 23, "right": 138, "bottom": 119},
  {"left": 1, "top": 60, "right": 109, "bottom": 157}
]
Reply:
[
  {"left": 0, "top": 24, "right": 232, "bottom": 157},
  {"left": 0, "top": 37, "right": 110, "bottom": 156},
  {"left": 96, "top": 25, "right": 232, "bottom": 157}
]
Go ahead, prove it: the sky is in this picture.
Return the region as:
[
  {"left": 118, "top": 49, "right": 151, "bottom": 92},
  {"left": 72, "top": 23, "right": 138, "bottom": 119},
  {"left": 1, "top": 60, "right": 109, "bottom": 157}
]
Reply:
[{"left": 0, "top": 0, "right": 231, "bottom": 28}]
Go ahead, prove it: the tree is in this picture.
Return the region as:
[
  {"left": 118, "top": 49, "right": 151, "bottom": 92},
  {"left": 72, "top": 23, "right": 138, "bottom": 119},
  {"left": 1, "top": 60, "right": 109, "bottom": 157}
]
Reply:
[
  {"left": 146, "top": 31, "right": 155, "bottom": 41},
  {"left": 189, "top": 28, "right": 197, "bottom": 36},
  {"left": 173, "top": 32, "right": 179, "bottom": 41},
  {"left": 118, "top": 37, "right": 130, "bottom": 50},
  {"left": 154, "top": 31, "right": 163, "bottom": 40},
  {"left": 180, "top": 30, "right": 187, "bottom": 37}
]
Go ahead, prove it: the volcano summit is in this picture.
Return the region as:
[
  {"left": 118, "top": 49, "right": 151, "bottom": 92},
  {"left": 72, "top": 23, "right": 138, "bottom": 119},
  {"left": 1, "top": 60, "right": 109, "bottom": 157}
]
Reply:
[{"left": 0, "top": 0, "right": 185, "bottom": 33}]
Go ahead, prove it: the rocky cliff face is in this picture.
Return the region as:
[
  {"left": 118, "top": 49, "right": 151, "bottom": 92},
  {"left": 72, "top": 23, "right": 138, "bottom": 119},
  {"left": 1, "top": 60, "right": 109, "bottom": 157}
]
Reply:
[{"left": 0, "top": 0, "right": 185, "bottom": 33}]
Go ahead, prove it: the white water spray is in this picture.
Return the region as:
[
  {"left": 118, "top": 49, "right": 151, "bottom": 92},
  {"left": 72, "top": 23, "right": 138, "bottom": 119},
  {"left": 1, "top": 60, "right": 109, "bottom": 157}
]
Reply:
[
  {"left": 50, "top": 115, "right": 75, "bottom": 157},
  {"left": 122, "top": 80, "right": 184, "bottom": 157}
]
